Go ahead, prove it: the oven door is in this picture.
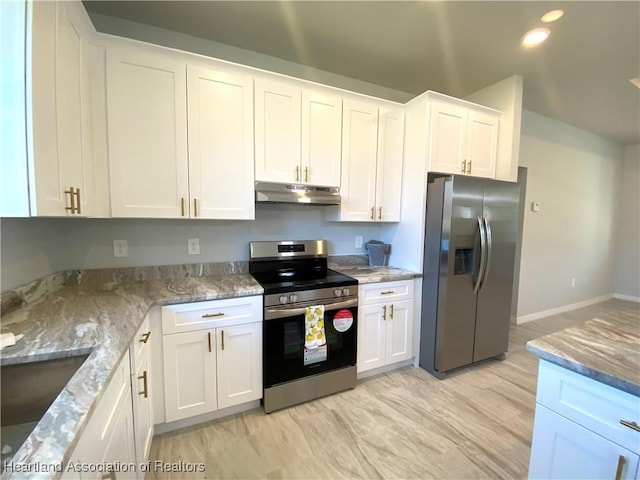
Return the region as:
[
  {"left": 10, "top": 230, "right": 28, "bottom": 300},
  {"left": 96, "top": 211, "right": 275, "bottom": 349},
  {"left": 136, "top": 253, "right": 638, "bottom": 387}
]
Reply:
[{"left": 263, "top": 297, "right": 358, "bottom": 388}]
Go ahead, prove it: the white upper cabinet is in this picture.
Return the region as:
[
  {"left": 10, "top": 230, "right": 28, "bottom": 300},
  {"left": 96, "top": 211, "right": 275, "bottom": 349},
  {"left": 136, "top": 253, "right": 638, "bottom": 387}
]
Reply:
[
  {"left": 26, "top": 0, "right": 95, "bottom": 217},
  {"left": 255, "top": 78, "right": 342, "bottom": 187},
  {"left": 255, "top": 78, "right": 302, "bottom": 184},
  {"left": 376, "top": 108, "right": 404, "bottom": 222},
  {"left": 428, "top": 94, "right": 500, "bottom": 179},
  {"left": 301, "top": 90, "right": 343, "bottom": 187},
  {"left": 107, "top": 43, "right": 189, "bottom": 218},
  {"left": 1, "top": 0, "right": 30, "bottom": 217},
  {"left": 329, "top": 100, "right": 404, "bottom": 222},
  {"left": 187, "top": 65, "right": 255, "bottom": 220}
]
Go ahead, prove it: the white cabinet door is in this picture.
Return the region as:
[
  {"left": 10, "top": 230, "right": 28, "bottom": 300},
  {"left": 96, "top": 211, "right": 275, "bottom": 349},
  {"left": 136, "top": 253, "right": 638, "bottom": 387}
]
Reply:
[
  {"left": 1, "top": 0, "right": 30, "bottom": 217},
  {"left": 428, "top": 100, "right": 467, "bottom": 175},
  {"left": 466, "top": 108, "right": 499, "bottom": 179},
  {"left": 107, "top": 45, "right": 189, "bottom": 218},
  {"left": 339, "top": 100, "right": 378, "bottom": 222},
  {"left": 187, "top": 65, "right": 255, "bottom": 220},
  {"left": 357, "top": 303, "right": 386, "bottom": 373},
  {"left": 254, "top": 78, "right": 301, "bottom": 184},
  {"left": 163, "top": 330, "right": 217, "bottom": 422},
  {"left": 529, "top": 405, "right": 639, "bottom": 480},
  {"left": 376, "top": 109, "right": 404, "bottom": 222},
  {"left": 132, "top": 350, "right": 153, "bottom": 474},
  {"left": 27, "top": 1, "right": 93, "bottom": 217},
  {"left": 102, "top": 385, "right": 137, "bottom": 480},
  {"left": 216, "top": 322, "right": 262, "bottom": 409},
  {"left": 385, "top": 299, "right": 413, "bottom": 365},
  {"left": 301, "top": 90, "right": 342, "bottom": 187}
]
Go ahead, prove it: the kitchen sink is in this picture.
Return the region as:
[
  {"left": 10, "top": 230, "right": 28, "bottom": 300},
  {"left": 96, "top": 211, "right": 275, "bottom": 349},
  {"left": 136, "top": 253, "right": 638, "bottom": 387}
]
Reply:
[{"left": 0, "top": 354, "right": 89, "bottom": 466}]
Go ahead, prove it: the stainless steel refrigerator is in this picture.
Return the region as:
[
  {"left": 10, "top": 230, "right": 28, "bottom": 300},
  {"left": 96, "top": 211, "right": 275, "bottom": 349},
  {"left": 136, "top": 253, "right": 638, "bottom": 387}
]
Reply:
[{"left": 420, "top": 174, "right": 521, "bottom": 378}]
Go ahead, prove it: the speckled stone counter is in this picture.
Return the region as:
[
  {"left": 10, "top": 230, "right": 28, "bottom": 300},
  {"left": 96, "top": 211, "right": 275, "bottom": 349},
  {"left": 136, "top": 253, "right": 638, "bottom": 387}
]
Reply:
[
  {"left": 331, "top": 265, "right": 421, "bottom": 284},
  {"left": 0, "top": 266, "right": 262, "bottom": 480},
  {"left": 526, "top": 315, "right": 640, "bottom": 396}
]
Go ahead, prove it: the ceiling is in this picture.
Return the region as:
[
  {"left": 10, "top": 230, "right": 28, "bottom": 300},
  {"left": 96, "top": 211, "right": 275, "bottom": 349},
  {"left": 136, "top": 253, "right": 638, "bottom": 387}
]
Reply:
[{"left": 83, "top": 1, "right": 640, "bottom": 146}]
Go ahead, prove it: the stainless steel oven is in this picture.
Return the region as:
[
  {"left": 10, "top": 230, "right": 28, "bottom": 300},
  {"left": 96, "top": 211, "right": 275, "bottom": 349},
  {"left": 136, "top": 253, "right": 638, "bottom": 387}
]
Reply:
[{"left": 250, "top": 240, "right": 358, "bottom": 413}]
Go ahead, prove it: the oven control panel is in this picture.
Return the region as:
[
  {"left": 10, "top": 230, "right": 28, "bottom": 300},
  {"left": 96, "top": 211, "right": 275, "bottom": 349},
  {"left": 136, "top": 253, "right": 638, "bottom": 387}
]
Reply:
[{"left": 266, "top": 286, "right": 355, "bottom": 308}]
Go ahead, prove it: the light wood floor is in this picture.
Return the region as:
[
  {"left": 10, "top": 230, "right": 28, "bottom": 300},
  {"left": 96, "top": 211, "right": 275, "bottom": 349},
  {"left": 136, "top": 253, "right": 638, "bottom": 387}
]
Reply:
[{"left": 148, "top": 299, "right": 639, "bottom": 480}]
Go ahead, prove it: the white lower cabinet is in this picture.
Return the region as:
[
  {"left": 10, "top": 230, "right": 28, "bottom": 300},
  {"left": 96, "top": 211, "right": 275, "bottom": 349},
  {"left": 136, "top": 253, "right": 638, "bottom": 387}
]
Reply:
[
  {"left": 63, "top": 352, "right": 136, "bottom": 479},
  {"left": 357, "top": 280, "right": 414, "bottom": 373},
  {"left": 129, "top": 317, "right": 153, "bottom": 478},
  {"left": 161, "top": 296, "right": 262, "bottom": 423},
  {"left": 529, "top": 360, "right": 640, "bottom": 480}
]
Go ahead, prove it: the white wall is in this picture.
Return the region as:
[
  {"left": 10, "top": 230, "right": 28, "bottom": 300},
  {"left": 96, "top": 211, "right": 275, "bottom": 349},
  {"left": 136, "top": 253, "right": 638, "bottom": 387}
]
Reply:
[
  {"left": 1, "top": 204, "right": 382, "bottom": 291},
  {"left": 88, "top": 13, "right": 414, "bottom": 104},
  {"left": 516, "top": 110, "right": 624, "bottom": 321},
  {"left": 614, "top": 144, "right": 640, "bottom": 300}
]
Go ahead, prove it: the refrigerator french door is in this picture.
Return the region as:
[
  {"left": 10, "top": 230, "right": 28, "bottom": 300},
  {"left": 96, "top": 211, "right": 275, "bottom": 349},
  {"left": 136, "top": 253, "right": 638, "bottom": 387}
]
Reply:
[{"left": 420, "top": 174, "right": 520, "bottom": 377}]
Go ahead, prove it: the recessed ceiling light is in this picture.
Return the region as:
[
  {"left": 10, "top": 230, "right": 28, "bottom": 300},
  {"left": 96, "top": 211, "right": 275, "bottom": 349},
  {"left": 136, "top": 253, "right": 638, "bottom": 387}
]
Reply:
[
  {"left": 521, "top": 28, "right": 551, "bottom": 48},
  {"left": 630, "top": 77, "right": 640, "bottom": 89},
  {"left": 541, "top": 10, "right": 564, "bottom": 23}
]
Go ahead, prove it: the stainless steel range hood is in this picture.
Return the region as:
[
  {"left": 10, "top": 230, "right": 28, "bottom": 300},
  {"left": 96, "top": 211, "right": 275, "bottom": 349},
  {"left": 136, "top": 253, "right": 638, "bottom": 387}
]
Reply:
[{"left": 255, "top": 182, "right": 341, "bottom": 205}]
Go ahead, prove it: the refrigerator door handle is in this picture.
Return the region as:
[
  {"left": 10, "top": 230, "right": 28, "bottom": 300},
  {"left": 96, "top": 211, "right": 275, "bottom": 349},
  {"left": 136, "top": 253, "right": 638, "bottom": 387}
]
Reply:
[
  {"left": 477, "top": 215, "right": 492, "bottom": 291},
  {"left": 473, "top": 216, "right": 487, "bottom": 293}
]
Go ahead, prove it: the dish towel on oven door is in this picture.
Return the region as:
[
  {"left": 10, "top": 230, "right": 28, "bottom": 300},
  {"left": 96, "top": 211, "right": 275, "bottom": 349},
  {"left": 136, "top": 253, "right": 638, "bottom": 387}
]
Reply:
[{"left": 304, "top": 305, "right": 327, "bottom": 365}]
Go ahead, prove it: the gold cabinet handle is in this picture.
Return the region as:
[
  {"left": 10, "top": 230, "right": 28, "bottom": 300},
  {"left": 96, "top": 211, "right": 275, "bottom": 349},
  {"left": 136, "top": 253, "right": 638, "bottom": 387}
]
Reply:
[
  {"left": 620, "top": 419, "right": 640, "bottom": 432},
  {"left": 378, "top": 207, "right": 382, "bottom": 220},
  {"left": 304, "top": 166, "right": 309, "bottom": 183},
  {"left": 370, "top": 207, "right": 375, "bottom": 220},
  {"left": 139, "top": 332, "right": 151, "bottom": 344},
  {"left": 75, "top": 188, "right": 81, "bottom": 214},
  {"left": 467, "top": 160, "right": 472, "bottom": 174},
  {"left": 295, "top": 165, "right": 300, "bottom": 182},
  {"left": 202, "top": 312, "right": 225, "bottom": 318},
  {"left": 461, "top": 160, "right": 467, "bottom": 173},
  {"left": 382, "top": 305, "right": 387, "bottom": 321},
  {"left": 615, "top": 455, "right": 626, "bottom": 480},
  {"left": 221, "top": 330, "right": 225, "bottom": 350},
  {"left": 101, "top": 473, "right": 116, "bottom": 480},
  {"left": 207, "top": 331, "right": 212, "bottom": 353},
  {"left": 390, "top": 304, "right": 394, "bottom": 319},
  {"left": 181, "top": 197, "right": 185, "bottom": 217},
  {"left": 193, "top": 198, "right": 198, "bottom": 217},
  {"left": 65, "top": 186, "right": 76, "bottom": 213},
  {"left": 380, "top": 290, "right": 395, "bottom": 295},
  {"left": 138, "top": 370, "right": 148, "bottom": 398}
]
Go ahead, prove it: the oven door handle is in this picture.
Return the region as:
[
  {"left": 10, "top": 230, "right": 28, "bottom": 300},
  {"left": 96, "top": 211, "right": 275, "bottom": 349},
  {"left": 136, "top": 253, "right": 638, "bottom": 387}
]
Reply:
[{"left": 265, "top": 297, "right": 358, "bottom": 320}]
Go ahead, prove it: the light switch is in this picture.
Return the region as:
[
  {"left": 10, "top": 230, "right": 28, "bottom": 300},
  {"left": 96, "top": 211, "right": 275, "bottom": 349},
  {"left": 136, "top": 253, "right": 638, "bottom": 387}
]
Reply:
[{"left": 531, "top": 201, "right": 541, "bottom": 212}]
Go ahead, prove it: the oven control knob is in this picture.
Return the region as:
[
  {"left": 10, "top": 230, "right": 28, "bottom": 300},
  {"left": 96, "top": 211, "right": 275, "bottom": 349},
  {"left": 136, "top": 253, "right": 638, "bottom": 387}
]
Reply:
[
  {"left": 289, "top": 294, "right": 298, "bottom": 303},
  {"left": 279, "top": 295, "right": 288, "bottom": 304},
  {"left": 334, "top": 289, "right": 342, "bottom": 297},
  {"left": 342, "top": 287, "right": 350, "bottom": 296}
]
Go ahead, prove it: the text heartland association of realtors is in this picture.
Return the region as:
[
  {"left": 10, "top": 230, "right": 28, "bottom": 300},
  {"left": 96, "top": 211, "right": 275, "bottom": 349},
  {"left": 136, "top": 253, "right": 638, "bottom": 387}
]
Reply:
[{"left": 2, "top": 460, "right": 206, "bottom": 474}]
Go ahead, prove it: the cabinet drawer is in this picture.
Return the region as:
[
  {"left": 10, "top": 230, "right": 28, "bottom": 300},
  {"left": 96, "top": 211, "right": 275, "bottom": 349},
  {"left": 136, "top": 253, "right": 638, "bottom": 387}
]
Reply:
[
  {"left": 537, "top": 360, "right": 640, "bottom": 454},
  {"left": 359, "top": 280, "right": 414, "bottom": 304},
  {"left": 130, "top": 314, "right": 151, "bottom": 372},
  {"left": 162, "top": 296, "right": 262, "bottom": 334}
]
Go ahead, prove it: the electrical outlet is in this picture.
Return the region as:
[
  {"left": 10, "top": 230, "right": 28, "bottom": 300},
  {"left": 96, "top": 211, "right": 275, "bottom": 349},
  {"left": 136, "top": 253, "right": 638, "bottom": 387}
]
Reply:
[
  {"left": 188, "top": 238, "right": 200, "bottom": 255},
  {"left": 355, "top": 235, "right": 363, "bottom": 248},
  {"left": 571, "top": 277, "right": 576, "bottom": 287},
  {"left": 113, "top": 240, "right": 128, "bottom": 257}
]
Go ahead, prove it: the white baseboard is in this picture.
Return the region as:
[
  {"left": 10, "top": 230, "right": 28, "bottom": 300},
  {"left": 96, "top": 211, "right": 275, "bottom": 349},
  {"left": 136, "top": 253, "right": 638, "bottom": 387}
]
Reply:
[
  {"left": 613, "top": 293, "right": 640, "bottom": 303},
  {"left": 516, "top": 294, "right": 614, "bottom": 324},
  {"left": 356, "top": 358, "right": 414, "bottom": 380}
]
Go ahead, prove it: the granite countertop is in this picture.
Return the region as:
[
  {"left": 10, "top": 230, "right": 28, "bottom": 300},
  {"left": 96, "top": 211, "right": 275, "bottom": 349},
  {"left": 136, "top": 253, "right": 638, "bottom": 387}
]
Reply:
[
  {"left": 0, "top": 256, "right": 421, "bottom": 478},
  {"left": 0, "top": 266, "right": 262, "bottom": 479},
  {"left": 331, "top": 265, "right": 421, "bottom": 284},
  {"left": 526, "top": 315, "right": 640, "bottom": 396}
]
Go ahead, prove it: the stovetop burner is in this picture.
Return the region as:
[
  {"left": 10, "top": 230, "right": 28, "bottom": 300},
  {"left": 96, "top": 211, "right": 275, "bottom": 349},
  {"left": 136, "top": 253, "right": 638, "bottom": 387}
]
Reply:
[{"left": 249, "top": 240, "right": 357, "bottom": 295}]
